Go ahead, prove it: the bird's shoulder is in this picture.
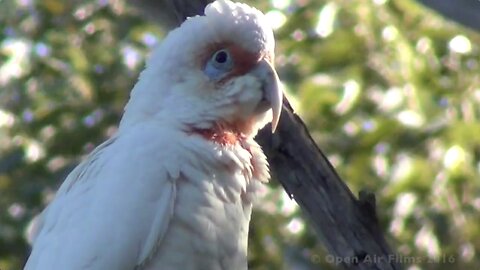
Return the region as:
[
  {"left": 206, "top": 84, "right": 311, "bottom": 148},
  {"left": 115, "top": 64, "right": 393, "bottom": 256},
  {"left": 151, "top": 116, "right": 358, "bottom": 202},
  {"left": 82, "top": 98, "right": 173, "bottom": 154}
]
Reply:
[{"left": 25, "top": 123, "right": 192, "bottom": 269}]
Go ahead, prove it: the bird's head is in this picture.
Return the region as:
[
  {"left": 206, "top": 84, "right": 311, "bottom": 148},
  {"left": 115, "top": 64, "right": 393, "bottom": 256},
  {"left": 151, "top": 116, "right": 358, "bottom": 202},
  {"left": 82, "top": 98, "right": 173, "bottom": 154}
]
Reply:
[{"left": 121, "top": 0, "right": 282, "bottom": 144}]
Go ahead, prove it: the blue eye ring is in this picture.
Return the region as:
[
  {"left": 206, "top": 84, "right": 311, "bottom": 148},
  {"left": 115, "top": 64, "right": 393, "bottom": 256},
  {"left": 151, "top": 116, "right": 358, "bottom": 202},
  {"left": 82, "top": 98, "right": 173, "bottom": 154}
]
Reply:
[{"left": 204, "top": 49, "right": 234, "bottom": 81}]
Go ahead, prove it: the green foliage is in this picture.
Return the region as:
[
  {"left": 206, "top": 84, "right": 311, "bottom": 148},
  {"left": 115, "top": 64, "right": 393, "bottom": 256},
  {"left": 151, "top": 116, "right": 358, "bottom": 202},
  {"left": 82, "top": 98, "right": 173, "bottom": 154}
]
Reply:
[{"left": 1, "top": 0, "right": 479, "bottom": 269}]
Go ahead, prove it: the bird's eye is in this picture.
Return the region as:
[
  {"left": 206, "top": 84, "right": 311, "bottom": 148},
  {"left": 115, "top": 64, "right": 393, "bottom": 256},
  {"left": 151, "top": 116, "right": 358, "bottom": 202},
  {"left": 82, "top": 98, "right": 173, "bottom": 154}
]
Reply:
[
  {"left": 204, "top": 49, "right": 234, "bottom": 81},
  {"left": 214, "top": 50, "right": 228, "bottom": 64}
]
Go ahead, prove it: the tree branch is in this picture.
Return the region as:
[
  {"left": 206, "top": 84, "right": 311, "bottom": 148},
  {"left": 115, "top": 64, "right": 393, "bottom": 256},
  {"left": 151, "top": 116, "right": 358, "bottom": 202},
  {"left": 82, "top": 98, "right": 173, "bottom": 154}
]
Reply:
[
  {"left": 417, "top": 0, "right": 480, "bottom": 31},
  {"left": 256, "top": 100, "right": 400, "bottom": 270}
]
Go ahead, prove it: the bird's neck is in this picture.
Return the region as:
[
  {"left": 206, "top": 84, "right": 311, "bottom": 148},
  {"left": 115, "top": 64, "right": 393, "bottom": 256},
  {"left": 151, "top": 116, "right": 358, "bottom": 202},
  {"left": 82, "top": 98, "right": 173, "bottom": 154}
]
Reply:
[
  {"left": 189, "top": 128, "right": 243, "bottom": 146},
  {"left": 185, "top": 119, "right": 259, "bottom": 147}
]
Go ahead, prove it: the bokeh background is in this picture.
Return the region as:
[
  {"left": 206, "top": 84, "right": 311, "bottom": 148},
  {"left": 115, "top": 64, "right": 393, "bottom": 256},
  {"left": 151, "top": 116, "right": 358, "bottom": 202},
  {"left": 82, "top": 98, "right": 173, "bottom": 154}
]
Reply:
[{"left": 1, "top": 0, "right": 479, "bottom": 269}]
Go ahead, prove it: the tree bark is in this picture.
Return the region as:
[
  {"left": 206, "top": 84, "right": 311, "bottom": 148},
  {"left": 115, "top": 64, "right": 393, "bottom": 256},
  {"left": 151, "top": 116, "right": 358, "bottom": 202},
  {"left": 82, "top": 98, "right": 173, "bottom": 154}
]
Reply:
[
  {"left": 256, "top": 100, "right": 401, "bottom": 270},
  {"left": 417, "top": 0, "right": 480, "bottom": 31},
  {"left": 134, "top": 1, "right": 402, "bottom": 269}
]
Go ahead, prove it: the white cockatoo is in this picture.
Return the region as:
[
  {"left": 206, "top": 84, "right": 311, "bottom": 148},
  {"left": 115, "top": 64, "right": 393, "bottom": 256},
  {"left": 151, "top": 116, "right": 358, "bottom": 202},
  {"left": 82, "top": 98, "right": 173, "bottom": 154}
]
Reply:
[{"left": 25, "top": 0, "right": 282, "bottom": 269}]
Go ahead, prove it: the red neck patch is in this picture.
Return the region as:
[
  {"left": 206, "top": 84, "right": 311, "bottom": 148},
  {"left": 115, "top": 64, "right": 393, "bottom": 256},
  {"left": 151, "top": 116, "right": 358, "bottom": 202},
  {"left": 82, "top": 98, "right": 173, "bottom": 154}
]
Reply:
[
  {"left": 193, "top": 128, "right": 239, "bottom": 145},
  {"left": 188, "top": 125, "right": 248, "bottom": 146}
]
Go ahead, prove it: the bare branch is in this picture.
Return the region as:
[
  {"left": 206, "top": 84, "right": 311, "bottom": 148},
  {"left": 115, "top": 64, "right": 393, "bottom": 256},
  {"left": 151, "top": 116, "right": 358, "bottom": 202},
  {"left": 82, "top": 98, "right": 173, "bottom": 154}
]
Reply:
[
  {"left": 256, "top": 100, "right": 400, "bottom": 270},
  {"left": 418, "top": 0, "right": 480, "bottom": 31}
]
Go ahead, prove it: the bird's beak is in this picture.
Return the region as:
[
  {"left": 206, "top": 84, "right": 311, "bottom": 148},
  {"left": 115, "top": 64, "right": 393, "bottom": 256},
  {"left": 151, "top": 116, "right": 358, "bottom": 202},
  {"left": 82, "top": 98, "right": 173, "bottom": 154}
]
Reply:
[{"left": 251, "top": 59, "right": 283, "bottom": 132}]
